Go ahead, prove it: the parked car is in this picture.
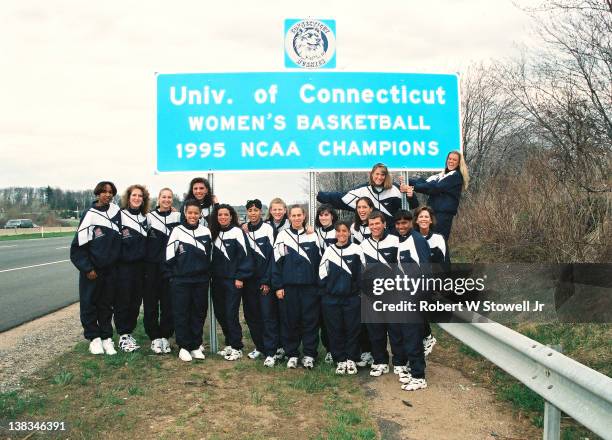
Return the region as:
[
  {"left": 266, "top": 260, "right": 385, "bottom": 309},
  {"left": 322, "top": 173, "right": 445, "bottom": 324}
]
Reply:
[{"left": 4, "top": 219, "right": 35, "bottom": 228}]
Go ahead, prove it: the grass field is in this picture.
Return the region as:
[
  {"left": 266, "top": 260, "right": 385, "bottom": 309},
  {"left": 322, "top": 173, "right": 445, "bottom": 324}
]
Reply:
[
  {"left": 0, "top": 320, "right": 377, "bottom": 440},
  {"left": 0, "top": 231, "right": 74, "bottom": 241}
]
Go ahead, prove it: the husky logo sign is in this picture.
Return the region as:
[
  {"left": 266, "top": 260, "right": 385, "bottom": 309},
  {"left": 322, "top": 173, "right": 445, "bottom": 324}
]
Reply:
[{"left": 284, "top": 19, "right": 336, "bottom": 69}]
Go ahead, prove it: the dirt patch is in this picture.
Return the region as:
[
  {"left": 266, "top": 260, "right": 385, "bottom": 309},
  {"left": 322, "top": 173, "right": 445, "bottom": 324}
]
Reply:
[
  {"left": 362, "top": 359, "right": 540, "bottom": 440},
  {"left": 0, "top": 303, "right": 81, "bottom": 393}
]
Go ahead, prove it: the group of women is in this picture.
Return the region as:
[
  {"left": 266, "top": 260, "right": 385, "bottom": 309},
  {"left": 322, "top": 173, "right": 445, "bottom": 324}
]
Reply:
[{"left": 70, "top": 151, "right": 469, "bottom": 393}]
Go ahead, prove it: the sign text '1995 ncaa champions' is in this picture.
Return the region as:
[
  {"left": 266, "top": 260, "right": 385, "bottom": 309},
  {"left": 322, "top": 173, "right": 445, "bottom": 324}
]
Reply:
[{"left": 156, "top": 72, "right": 460, "bottom": 173}]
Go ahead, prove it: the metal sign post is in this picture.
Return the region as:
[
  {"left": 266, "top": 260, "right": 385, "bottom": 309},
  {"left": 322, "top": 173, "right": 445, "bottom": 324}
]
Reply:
[
  {"left": 400, "top": 170, "right": 409, "bottom": 210},
  {"left": 207, "top": 172, "right": 218, "bottom": 354},
  {"left": 308, "top": 171, "right": 317, "bottom": 225}
]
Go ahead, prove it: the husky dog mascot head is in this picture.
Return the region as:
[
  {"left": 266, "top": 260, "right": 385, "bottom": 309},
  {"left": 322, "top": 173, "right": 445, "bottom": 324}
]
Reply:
[{"left": 293, "top": 27, "right": 326, "bottom": 60}]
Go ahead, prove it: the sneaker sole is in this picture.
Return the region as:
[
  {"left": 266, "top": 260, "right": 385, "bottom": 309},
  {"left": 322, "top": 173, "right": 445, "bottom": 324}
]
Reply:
[{"left": 401, "top": 383, "right": 427, "bottom": 391}]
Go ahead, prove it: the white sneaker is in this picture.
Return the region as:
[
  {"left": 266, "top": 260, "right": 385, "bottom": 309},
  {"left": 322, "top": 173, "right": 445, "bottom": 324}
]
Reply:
[
  {"left": 324, "top": 352, "right": 334, "bottom": 364},
  {"left": 247, "top": 349, "right": 261, "bottom": 360},
  {"left": 335, "top": 361, "right": 347, "bottom": 375},
  {"left": 217, "top": 345, "right": 232, "bottom": 356},
  {"left": 393, "top": 365, "right": 409, "bottom": 375},
  {"left": 356, "top": 352, "right": 374, "bottom": 367},
  {"left": 151, "top": 338, "right": 163, "bottom": 354},
  {"left": 263, "top": 356, "right": 276, "bottom": 367},
  {"left": 89, "top": 337, "right": 104, "bottom": 355},
  {"left": 161, "top": 338, "right": 172, "bottom": 353},
  {"left": 302, "top": 356, "right": 315, "bottom": 369},
  {"left": 178, "top": 348, "right": 192, "bottom": 362},
  {"left": 102, "top": 338, "right": 117, "bottom": 355},
  {"left": 275, "top": 347, "right": 286, "bottom": 360},
  {"left": 286, "top": 356, "right": 298, "bottom": 369},
  {"left": 369, "top": 363, "right": 390, "bottom": 377},
  {"left": 399, "top": 372, "right": 413, "bottom": 383},
  {"left": 401, "top": 377, "right": 427, "bottom": 391},
  {"left": 190, "top": 348, "right": 206, "bottom": 360},
  {"left": 423, "top": 335, "right": 437, "bottom": 356},
  {"left": 346, "top": 360, "right": 358, "bottom": 375},
  {"left": 224, "top": 348, "right": 242, "bottom": 361},
  {"left": 127, "top": 334, "right": 140, "bottom": 349},
  {"left": 119, "top": 334, "right": 139, "bottom": 352}
]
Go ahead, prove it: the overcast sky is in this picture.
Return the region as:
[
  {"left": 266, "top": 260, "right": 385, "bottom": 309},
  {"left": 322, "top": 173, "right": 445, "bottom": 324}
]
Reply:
[{"left": 0, "top": 0, "right": 534, "bottom": 205}]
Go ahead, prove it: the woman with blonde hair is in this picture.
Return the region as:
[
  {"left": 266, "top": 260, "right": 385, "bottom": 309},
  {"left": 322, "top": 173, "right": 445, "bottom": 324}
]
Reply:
[
  {"left": 266, "top": 197, "right": 291, "bottom": 239},
  {"left": 404, "top": 151, "right": 469, "bottom": 240},
  {"left": 144, "top": 187, "right": 181, "bottom": 354},
  {"left": 115, "top": 184, "right": 150, "bottom": 352},
  {"left": 317, "top": 163, "right": 408, "bottom": 226}
]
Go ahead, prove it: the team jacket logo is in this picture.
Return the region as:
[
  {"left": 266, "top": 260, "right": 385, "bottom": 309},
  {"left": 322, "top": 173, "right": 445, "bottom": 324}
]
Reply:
[{"left": 284, "top": 19, "right": 336, "bottom": 69}]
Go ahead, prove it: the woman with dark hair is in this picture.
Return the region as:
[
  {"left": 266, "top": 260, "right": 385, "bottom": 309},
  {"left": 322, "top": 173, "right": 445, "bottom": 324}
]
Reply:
[
  {"left": 319, "top": 220, "right": 365, "bottom": 375},
  {"left": 70, "top": 181, "right": 122, "bottom": 356},
  {"left": 115, "top": 184, "right": 150, "bottom": 352},
  {"left": 314, "top": 203, "right": 338, "bottom": 363},
  {"left": 165, "top": 199, "right": 212, "bottom": 362},
  {"left": 314, "top": 203, "right": 338, "bottom": 253},
  {"left": 413, "top": 205, "right": 450, "bottom": 358},
  {"left": 209, "top": 204, "right": 253, "bottom": 361},
  {"left": 243, "top": 199, "right": 277, "bottom": 365},
  {"left": 404, "top": 151, "right": 469, "bottom": 240},
  {"left": 351, "top": 197, "right": 375, "bottom": 245},
  {"left": 317, "top": 163, "right": 411, "bottom": 225},
  {"left": 180, "top": 177, "right": 219, "bottom": 226}
]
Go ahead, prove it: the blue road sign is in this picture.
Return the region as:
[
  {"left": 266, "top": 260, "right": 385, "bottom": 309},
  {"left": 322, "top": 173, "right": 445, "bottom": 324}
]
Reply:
[{"left": 156, "top": 72, "right": 460, "bottom": 172}]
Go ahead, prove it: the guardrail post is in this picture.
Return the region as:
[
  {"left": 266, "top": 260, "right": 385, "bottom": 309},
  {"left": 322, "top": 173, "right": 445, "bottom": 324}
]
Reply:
[{"left": 543, "top": 344, "right": 562, "bottom": 440}]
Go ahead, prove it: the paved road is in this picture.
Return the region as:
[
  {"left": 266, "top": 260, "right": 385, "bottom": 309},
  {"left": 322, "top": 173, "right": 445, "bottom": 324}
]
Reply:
[{"left": 0, "top": 236, "right": 78, "bottom": 331}]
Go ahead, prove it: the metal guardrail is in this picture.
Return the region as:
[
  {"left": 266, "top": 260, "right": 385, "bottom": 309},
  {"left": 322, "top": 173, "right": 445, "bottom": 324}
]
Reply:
[{"left": 438, "top": 321, "right": 612, "bottom": 440}]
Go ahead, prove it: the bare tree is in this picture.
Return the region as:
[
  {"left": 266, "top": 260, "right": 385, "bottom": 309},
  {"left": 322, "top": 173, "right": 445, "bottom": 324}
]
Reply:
[
  {"left": 503, "top": 0, "right": 612, "bottom": 194},
  {"left": 461, "top": 63, "right": 527, "bottom": 186}
]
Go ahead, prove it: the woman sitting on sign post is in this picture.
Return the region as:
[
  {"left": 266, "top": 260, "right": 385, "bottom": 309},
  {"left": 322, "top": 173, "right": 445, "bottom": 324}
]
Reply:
[
  {"left": 400, "top": 151, "right": 469, "bottom": 240},
  {"left": 180, "top": 177, "right": 219, "bottom": 226},
  {"left": 317, "top": 163, "right": 417, "bottom": 228}
]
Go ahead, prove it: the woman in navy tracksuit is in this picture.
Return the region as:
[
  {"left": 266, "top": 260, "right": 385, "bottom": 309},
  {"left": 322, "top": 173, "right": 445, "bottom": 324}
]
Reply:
[
  {"left": 314, "top": 204, "right": 338, "bottom": 363},
  {"left": 115, "top": 184, "right": 149, "bottom": 353},
  {"left": 319, "top": 220, "right": 365, "bottom": 375},
  {"left": 243, "top": 199, "right": 280, "bottom": 366},
  {"left": 70, "top": 181, "right": 122, "bottom": 356},
  {"left": 272, "top": 204, "right": 321, "bottom": 369},
  {"left": 395, "top": 209, "right": 432, "bottom": 391},
  {"left": 165, "top": 200, "right": 212, "bottom": 362},
  {"left": 180, "top": 177, "right": 218, "bottom": 226},
  {"left": 415, "top": 205, "right": 450, "bottom": 357},
  {"left": 351, "top": 196, "right": 374, "bottom": 367},
  {"left": 144, "top": 188, "right": 181, "bottom": 354},
  {"left": 317, "top": 163, "right": 403, "bottom": 226},
  {"left": 360, "top": 211, "right": 401, "bottom": 377},
  {"left": 407, "top": 151, "right": 469, "bottom": 240},
  {"left": 209, "top": 204, "right": 253, "bottom": 361}
]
